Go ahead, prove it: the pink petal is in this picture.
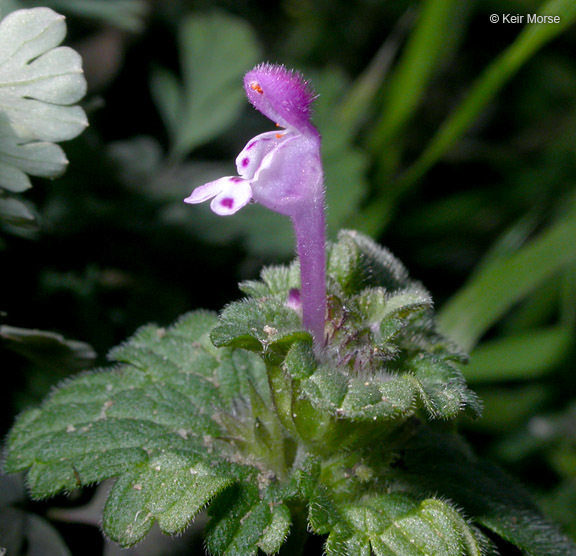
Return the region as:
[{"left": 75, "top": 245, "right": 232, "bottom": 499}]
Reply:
[
  {"left": 184, "top": 177, "right": 234, "bottom": 204},
  {"left": 210, "top": 179, "right": 253, "bottom": 216},
  {"left": 235, "top": 131, "right": 291, "bottom": 179}
]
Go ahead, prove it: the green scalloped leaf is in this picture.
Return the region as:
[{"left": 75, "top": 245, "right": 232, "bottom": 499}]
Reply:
[
  {"left": 211, "top": 297, "right": 311, "bottom": 357},
  {"left": 3, "top": 311, "right": 268, "bottom": 547},
  {"left": 398, "top": 428, "right": 576, "bottom": 556},
  {"left": 329, "top": 230, "right": 411, "bottom": 294},
  {"left": 257, "top": 503, "right": 291, "bottom": 554},
  {"left": 205, "top": 483, "right": 276, "bottom": 556},
  {"left": 300, "top": 352, "right": 479, "bottom": 423},
  {"left": 103, "top": 456, "right": 235, "bottom": 546},
  {"left": 326, "top": 494, "right": 485, "bottom": 556}
]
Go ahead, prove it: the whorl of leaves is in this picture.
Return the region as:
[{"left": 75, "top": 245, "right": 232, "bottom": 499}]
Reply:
[{"left": 4, "top": 231, "right": 575, "bottom": 555}]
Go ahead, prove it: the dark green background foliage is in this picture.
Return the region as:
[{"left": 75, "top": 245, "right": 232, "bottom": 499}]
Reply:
[{"left": 1, "top": 0, "right": 576, "bottom": 555}]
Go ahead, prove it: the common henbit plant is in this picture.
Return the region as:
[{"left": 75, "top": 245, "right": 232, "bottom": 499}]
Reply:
[{"left": 4, "top": 62, "right": 576, "bottom": 556}]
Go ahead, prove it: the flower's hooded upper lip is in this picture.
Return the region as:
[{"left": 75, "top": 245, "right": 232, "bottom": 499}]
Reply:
[{"left": 244, "top": 63, "right": 318, "bottom": 138}]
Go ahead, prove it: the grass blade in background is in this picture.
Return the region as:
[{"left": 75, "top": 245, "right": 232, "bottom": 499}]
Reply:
[
  {"left": 355, "top": 0, "right": 576, "bottom": 237},
  {"left": 462, "top": 325, "right": 572, "bottom": 383},
  {"left": 399, "top": 0, "right": 576, "bottom": 188},
  {"left": 369, "top": 0, "right": 463, "bottom": 153},
  {"left": 338, "top": 8, "right": 414, "bottom": 134},
  {"left": 438, "top": 201, "right": 576, "bottom": 351}
]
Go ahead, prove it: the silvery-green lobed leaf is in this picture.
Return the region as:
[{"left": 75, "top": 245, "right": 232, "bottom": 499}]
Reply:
[
  {"left": 0, "top": 7, "right": 87, "bottom": 143},
  {"left": 0, "top": 115, "right": 67, "bottom": 192},
  {"left": 0, "top": 191, "right": 37, "bottom": 228},
  {"left": 0, "top": 7, "right": 87, "bottom": 219},
  {"left": 0, "top": 324, "right": 96, "bottom": 370}
]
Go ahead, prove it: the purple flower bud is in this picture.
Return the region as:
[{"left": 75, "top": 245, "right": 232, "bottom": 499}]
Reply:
[
  {"left": 185, "top": 63, "right": 326, "bottom": 347},
  {"left": 286, "top": 288, "right": 302, "bottom": 313}
]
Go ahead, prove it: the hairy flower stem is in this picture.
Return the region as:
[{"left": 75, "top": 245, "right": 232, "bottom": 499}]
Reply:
[{"left": 293, "top": 204, "right": 326, "bottom": 347}]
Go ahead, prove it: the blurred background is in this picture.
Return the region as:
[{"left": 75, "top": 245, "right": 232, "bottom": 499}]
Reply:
[{"left": 1, "top": 0, "right": 575, "bottom": 554}]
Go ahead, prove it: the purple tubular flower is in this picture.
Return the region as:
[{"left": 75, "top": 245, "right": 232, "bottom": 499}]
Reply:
[{"left": 185, "top": 63, "right": 326, "bottom": 346}]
